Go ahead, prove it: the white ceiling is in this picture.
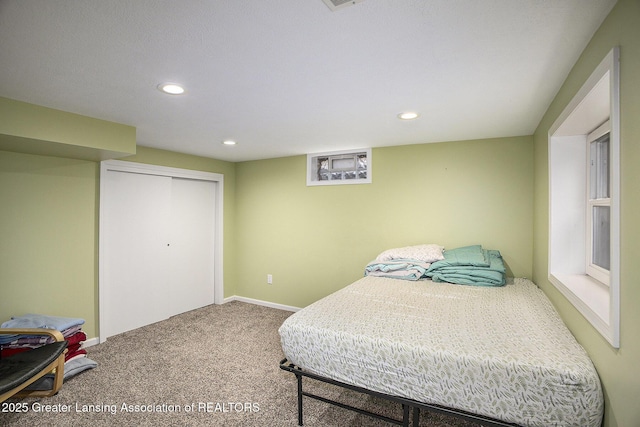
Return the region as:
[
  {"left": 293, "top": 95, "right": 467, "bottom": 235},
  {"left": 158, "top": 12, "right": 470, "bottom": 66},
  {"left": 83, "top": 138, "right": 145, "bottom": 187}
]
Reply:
[{"left": 0, "top": 0, "right": 617, "bottom": 162}]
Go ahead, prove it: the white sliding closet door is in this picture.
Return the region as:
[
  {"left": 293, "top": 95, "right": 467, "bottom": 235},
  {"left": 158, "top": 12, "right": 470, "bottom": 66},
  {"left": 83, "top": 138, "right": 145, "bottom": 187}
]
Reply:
[
  {"left": 102, "top": 171, "right": 173, "bottom": 338},
  {"left": 100, "top": 163, "right": 220, "bottom": 340},
  {"left": 168, "top": 177, "right": 216, "bottom": 315}
]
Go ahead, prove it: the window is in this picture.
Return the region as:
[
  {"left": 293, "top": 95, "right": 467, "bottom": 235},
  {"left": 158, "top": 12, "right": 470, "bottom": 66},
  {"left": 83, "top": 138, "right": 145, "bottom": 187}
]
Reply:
[
  {"left": 307, "top": 149, "right": 371, "bottom": 186},
  {"left": 586, "top": 121, "right": 611, "bottom": 284},
  {"left": 548, "top": 47, "right": 620, "bottom": 348}
]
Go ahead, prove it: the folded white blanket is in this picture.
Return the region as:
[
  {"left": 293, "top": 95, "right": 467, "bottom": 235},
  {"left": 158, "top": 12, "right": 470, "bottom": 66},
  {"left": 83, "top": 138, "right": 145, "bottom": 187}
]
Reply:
[{"left": 365, "top": 259, "right": 431, "bottom": 281}]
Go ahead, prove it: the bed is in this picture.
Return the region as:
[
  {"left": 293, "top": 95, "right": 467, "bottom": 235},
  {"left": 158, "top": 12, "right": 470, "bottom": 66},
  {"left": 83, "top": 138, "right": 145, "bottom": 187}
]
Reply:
[{"left": 279, "top": 275, "right": 603, "bottom": 427}]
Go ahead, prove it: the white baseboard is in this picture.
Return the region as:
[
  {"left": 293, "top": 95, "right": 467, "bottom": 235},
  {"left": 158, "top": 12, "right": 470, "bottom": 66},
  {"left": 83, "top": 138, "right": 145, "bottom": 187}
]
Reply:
[
  {"left": 223, "top": 295, "right": 300, "bottom": 312},
  {"left": 82, "top": 337, "right": 100, "bottom": 348}
]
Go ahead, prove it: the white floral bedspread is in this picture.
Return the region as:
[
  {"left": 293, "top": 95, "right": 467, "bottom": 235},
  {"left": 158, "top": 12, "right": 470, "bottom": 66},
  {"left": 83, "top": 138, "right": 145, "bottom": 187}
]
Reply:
[{"left": 278, "top": 277, "right": 603, "bottom": 427}]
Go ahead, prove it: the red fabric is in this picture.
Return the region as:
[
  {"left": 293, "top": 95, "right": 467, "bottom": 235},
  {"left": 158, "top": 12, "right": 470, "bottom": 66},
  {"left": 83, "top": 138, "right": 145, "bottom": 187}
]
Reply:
[
  {"left": 65, "top": 348, "right": 87, "bottom": 362},
  {"left": 66, "top": 343, "right": 80, "bottom": 353},
  {"left": 65, "top": 331, "right": 86, "bottom": 347},
  {"left": 1, "top": 331, "right": 86, "bottom": 360},
  {"left": 3, "top": 345, "right": 86, "bottom": 362}
]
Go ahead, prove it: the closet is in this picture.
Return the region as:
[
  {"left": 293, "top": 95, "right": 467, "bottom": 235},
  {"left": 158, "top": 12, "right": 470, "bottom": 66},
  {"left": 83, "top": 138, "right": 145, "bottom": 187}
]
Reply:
[{"left": 99, "top": 161, "right": 223, "bottom": 340}]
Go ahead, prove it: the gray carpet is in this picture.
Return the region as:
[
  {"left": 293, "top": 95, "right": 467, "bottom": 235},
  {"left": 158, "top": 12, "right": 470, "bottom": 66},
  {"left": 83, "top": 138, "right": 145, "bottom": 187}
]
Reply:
[{"left": 0, "top": 301, "right": 483, "bottom": 426}]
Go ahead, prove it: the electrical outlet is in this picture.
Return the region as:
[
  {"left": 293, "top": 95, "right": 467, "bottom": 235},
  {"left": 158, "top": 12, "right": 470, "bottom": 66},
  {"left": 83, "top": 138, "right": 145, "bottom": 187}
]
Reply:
[{"left": 267, "top": 274, "right": 273, "bottom": 285}]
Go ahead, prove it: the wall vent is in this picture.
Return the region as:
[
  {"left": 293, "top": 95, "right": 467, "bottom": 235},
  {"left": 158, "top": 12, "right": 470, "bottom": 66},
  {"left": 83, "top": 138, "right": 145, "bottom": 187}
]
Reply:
[{"left": 322, "top": 0, "right": 364, "bottom": 12}]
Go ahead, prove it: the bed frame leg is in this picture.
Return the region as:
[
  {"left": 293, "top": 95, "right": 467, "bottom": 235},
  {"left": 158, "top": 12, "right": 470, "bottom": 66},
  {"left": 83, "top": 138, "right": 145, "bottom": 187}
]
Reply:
[
  {"left": 296, "top": 372, "right": 304, "bottom": 426},
  {"left": 402, "top": 404, "right": 410, "bottom": 427},
  {"left": 412, "top": 406, "right": 420, "bottom": 427}
]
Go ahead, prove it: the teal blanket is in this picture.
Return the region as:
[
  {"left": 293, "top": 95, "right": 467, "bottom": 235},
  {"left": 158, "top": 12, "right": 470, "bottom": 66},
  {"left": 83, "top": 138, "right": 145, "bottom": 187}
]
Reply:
[{"left": 425, "top": 245, "right": 506, "bottom": 287}]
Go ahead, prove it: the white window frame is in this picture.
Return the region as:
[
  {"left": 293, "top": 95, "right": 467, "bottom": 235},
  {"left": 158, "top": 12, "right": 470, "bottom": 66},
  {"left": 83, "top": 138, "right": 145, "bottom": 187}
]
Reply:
[
  {"left": 306, "top": 148, "right": 372, "bottom": 186},
  {"left": 586, "top": 120, "right": 611, "bottom": 285},
  {"left": 548, "top": 47, "right": 620, "bottom": 348}
]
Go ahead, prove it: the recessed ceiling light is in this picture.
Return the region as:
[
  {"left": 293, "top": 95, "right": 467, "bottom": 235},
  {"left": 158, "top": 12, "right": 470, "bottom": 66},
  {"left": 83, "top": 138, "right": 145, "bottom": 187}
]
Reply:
[
  {"left": 158, "top": 83, "right": 185, "bottom": 95},
  {"left": 398, "top": 111, "right": 419, "bottom": 120},
  {"left": 222, "top": 140, "right": 237, "bottom": 146}
]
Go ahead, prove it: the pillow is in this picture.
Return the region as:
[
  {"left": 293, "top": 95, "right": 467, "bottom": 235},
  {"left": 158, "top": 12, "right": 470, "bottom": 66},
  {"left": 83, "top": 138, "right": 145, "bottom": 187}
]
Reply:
[{"left": 375, "top": 244, "right": 445, "bottom": 263}]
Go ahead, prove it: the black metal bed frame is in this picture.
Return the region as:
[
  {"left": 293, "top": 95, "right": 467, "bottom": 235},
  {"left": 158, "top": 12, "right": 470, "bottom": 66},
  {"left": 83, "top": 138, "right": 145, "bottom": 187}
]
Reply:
[{"left": 280, "top": 358, "right": 521, "bottom": 427}]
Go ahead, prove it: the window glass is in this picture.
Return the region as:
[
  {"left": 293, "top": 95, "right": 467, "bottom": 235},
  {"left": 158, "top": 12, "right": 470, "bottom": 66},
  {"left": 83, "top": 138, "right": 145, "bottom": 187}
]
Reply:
[
  {"left": 592, "top": 206, "right": 611, "bottom": 270},
  {"left": 318, "top": 157, "right": 329, "bottom": 171},
  {"left": 589, "top": 133, "right": 609, "bottom": 199},
  {"left": 332, "top": 157, "right": 355, "bottom": 170},
  {"left": 357, "top": 154, "right": 367, "bottom": 170}
]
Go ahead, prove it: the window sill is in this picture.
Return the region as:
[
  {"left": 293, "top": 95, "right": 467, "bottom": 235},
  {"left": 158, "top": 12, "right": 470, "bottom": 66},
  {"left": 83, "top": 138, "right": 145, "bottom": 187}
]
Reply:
[{"left": 549, "top": 272, "right": 614, "bottom": 345}]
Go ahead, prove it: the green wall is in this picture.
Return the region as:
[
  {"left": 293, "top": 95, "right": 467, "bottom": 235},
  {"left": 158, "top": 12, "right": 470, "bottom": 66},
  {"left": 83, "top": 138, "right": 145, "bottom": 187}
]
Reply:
[
  {"left": 235, "top": 136, "right": 533, "bottom": 308},
  {"left": 532, "top": 0, "right": 640, "bottom": 425},
  {"left": 0, "top": 151, "right": 99, "bottom": 336},
  {"left": 0, "top": 97, "right": 135, "bottom": 160}
]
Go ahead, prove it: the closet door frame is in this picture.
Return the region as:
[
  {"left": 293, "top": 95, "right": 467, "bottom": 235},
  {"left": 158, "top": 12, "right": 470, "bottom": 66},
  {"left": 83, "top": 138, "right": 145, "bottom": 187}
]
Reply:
[{"left": 98, "top": 160, "right": 224, "bottom": 343}]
